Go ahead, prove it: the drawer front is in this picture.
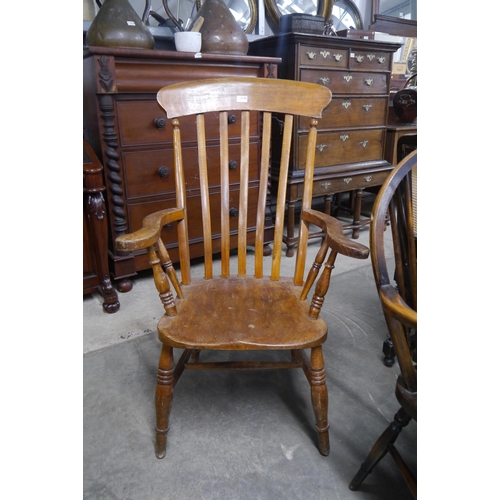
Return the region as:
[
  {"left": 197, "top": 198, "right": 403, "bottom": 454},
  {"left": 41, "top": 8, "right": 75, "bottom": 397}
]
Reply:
[
  {"left": 299, "top": 129, "right": 384, "bottom": 168},
  {"left": 301, "top": 69, "right": 388, "bottom": 94},
  {"left": 127, "top": 185, "right": 260, "bottom": 246},
  {"left": 123, "top": 143, "right": 260, "bottom": 199},
  {"left": 299, "top": 46, "right": 349, "bottom": 68},
  {"left": 298, "top": 170, "right": 390, "bottom": 198},
  {"left": 300, "top": 96, "right": 387, "bottom": 130},
  {"left": 348, "top": 50, "right": 392, "bottom": 71},
  {"left": 117, "top": 100, "right": 258, "bottom": 147}
]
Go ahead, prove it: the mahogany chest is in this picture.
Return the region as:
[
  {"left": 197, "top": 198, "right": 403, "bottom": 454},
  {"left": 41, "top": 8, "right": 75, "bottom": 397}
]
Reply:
[
  {"left": 249, "top": 33, "right": 401, "bottom": 254},
  {"left": 83, "top": 47, "right": 280, "bottom": 290}
]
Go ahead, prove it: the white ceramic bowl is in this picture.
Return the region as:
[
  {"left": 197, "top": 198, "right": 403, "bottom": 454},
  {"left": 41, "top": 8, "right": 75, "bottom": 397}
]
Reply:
[{"left": 174, "top": 31, "right": 202, "bottom": 53}]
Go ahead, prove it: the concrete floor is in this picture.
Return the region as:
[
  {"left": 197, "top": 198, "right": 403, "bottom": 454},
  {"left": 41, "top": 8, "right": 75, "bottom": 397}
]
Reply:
[{"left": 83, "top": 219, "right": 416, "bottom": 499}]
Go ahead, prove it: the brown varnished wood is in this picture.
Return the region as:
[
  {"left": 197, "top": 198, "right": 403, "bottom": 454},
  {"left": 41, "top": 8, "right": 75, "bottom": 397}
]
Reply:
[
  {"left": 238, "top": 111, "right": 250, "bottom": 277},
  {"left": 157, "top": 78, "right": 331, "bottom": 119},
  {"left": 220, "top": 111, "right": 230, "bottom": 279},
  {"left": 84, "top": 49, "right": 280, "bottom": 289},
  {"left": 350, "top": 150, "right": 417, "bottom": 497},
  {"left": 156, "top": 276, "right": 328, "bottom": 350},
  {"left": 156, "top": 238, "right": 183, "bottom": 300},
  {"left": 196, "top": 114, "right": 213, "bottom": 279},
  {"left": 83, "top": 140, "right": 120, "bottom": 313},
  {"left": 254, "top": 111, "right": 273, "bottom": 278},
  {"left": 271, "top": 113, "right": 293, "bottom": 281},
  {"left": 294, "top": 117, "right": 319, "bottom": 286},
  {"left": 248, "top": 34, "right": 401, "bottom": 251},
  {"left": 116, "top": 77, "right": 372, "bottom": 459}
]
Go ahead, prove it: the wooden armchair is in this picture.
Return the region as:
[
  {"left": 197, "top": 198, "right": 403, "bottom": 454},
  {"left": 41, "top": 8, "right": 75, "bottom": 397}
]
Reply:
[
  {"left": 115, "top": 77, "right": 370, "bottom": 459},
  {"left": 349, "top": 150, "right": 417, "bottom": 497}
]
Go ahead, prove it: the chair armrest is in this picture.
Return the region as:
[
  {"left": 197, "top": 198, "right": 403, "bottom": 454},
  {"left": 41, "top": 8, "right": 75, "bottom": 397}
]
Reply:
[
  {"left": 301, "top": 208, "right": 369, "bottom": 259},
  {"left": 379, "top": 284, "right": 417, "bottom": 328},
  {"left": 115, "top": 207, "right": 185, "bottom": 252}
]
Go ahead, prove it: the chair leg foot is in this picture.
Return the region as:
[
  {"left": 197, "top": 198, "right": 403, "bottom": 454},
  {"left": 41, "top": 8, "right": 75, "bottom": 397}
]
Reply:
[
  {"left": 349, "top": 407, "right": 411, "bottom": 489},
  {"left": 155, "top": 428, "right": 169, "bottom": 459},
  {"left": 310, "top": 346, "right": 330, "bottom": 456},
  {"left": 349, "top": 465, "right": 370, "bottom": 490},
  {"left": 316, "top": 427, "right": 330, "bottom": 456},
  {"left": 382, "top": 335, "right": 396, "bottom": 367},
  {"left": 155, "top": 344, "right": 174, "bottom": 459}
]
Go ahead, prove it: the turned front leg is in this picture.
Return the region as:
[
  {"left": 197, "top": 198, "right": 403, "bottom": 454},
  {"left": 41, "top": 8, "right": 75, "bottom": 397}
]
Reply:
[
  {"left": 155, "top": 344, "right": 174, "bottom": 459},
  {"left": 310, "top": 346, "right": 330, "bottom": 456}
]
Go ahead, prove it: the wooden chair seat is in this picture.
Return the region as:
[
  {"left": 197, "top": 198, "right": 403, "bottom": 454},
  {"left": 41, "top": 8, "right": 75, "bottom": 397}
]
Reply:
[{"left": 158, "top": 277, "right": 327, "bottom": 350}]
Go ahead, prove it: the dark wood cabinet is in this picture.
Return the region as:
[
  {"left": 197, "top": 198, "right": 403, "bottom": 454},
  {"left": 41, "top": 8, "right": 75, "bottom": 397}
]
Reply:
[
  {"left": 249, "top": 34, "right": 401, "bottom": 254},
  {"left": 83, "top": 140, "right": 120, "bottom": 313},
  {"left": 83, "top": 47, "right": 280, "bottom": 290}
]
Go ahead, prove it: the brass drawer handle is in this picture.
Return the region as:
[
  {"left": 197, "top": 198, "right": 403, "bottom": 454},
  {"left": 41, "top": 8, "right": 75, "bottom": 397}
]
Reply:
[
  {"left": 158, "top": 166, "right": 170, "bottom": 178},
  {"left": 306, "top": 51, "right": 317, "bottom": 59},
  {"left": 355, "top": 55, "right": 364, "bottom": 63},
  {"left": 321, "top": 182, "right": 331, "bottom": 190},
  {"left": 343, "top": 75, "right": 353, "bottom": 83},
  {"left": 344, "top": 177, "right": 352, "bottom": 184},
  {"left": 320, "top": 50, "right": 330, "bottom": 58},
  {"left": 362, "top": 104, "right": 373, "bottom": 112},
  {"left": 364, "top": 175, "right": 373, "bottom": 182},
  {"left": 317, "top": 77, "right": 331, "bottom": 86},
  {"left": 342, "top": 101, "right": 351, "bottom": 109},
  {"left": 367, "top": 54, "right": 375, "bottom": 61},
  {"left": 340, "top": 134, "right": 349, "bottom": 142},
  {"left": 377, "top": 56, "right": 386, "bottom": 63},
  {"left": 365, "top": 78, "right": 374, "bottom": 86},
  {"left": 360, "top": 140, "right": 369, "bottom": 148},
  {"left": 316, "top": 144, "right": 327, "bottom": 152},
  {"left": 332, "top": 53, "right": 343, "bottom": 61},
  {"left": 154, "top": 117, "right": 166, "bottom": 128}
]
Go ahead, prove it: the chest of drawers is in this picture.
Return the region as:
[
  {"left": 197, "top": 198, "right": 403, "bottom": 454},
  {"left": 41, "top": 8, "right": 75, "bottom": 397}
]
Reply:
[
  {"left": 83, "top": 47, "right": 280, "bottom": 291},
  {"left": 249, "top": 34, "right": 400, "bottom": 254}
]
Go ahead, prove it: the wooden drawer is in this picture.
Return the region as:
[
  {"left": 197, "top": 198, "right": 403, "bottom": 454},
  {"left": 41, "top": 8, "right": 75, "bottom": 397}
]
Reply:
[
  {"left": 348, "top": 50, "right": 392, "bottom": 71},
  {"left": 301, "top": 69, "right": 388, "bottom": 94},
  {"left": 300, "top": 96, "right": 387, "bottom": 130},
  {"left": 127, "top": 185, "right": 260, "bottom": 246},
  {"left": 297, "top": 169, "right": 389, "bottom": 198},
  {"left": 298, "top": 128, "right": 384, "bottom": 168},
  {"left": 299, "top": 46, "right": 348, "bottom": 68},
  {"left": 123, "top": 142, "right": 260, "bottom": 200},
  {"left": 117, "top": 100, "right": 258, "bottom": 147}
]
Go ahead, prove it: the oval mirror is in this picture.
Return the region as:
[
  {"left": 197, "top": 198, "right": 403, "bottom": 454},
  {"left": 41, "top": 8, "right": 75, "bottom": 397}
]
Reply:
[{"left": 264, "top": 0, "right": 334, "bottom": 29}]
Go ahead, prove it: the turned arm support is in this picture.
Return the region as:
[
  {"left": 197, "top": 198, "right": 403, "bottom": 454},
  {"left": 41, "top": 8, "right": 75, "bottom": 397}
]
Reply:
[
  {"left": 300, "top": 209, "right": 369, "bottom": 319},
  {"left": 301, "top": 208, "right": 369, "bottom": 259},
  {"left": 115, "top": 207, "right": 185, "bottom": 252}
]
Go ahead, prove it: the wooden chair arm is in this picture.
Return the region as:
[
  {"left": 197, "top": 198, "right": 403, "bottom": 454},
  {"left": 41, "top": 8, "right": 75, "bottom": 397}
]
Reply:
[
  {"left": 115, "top": 207, "right": 185, "bottom": 252},
  {"left": 301, "top": 208, "right": 369, "bottom": 259},
  {"left": 379, "top": 284, "right": 417, "bottom": 328}
]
